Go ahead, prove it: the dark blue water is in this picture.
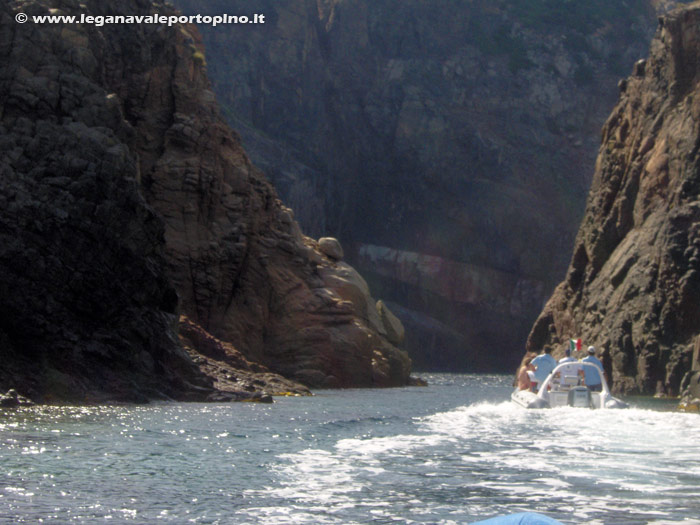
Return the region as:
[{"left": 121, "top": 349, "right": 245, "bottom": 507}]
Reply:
[{"left": 2, "top": 374, "right": 699, "bottom": 524}]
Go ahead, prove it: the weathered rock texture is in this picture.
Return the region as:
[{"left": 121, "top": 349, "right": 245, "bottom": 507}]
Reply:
[
  {"left": 173, "top": 0, "right": 665, "bottom": 370},
  {"left": 0, "top": 0, "right": 410, "bottom": 402},
  {"left": 0, "top": 0, "right": 205, "bottom": 403},
  {"left": 178, "top": 316, "right": 309, "bottom": 401},
  {"left": 527, "top": 4, "right": 700, "bottom": 395}
]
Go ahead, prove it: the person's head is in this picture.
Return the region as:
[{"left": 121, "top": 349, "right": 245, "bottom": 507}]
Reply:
[
  {"left": 564, "top": 347, "right": 571, "bottom": 357},
  {"left": 521, "top": 352, "right": 537, "bottom": 369},
  {"left": 587, "top": 345, "right": 596, "bottom": 355},
  {"left": 544, "top": 347, "right": 552, "bottom": 355}
]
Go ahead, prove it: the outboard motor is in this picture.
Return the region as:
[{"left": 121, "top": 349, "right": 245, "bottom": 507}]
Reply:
[{"left": 568, "top": 386, "right": 592, "bottom": 408}]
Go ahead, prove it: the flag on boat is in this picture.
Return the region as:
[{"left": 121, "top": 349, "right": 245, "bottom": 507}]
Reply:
[{"left": 569, "top": 338, "right": 582, "bottom": 352}]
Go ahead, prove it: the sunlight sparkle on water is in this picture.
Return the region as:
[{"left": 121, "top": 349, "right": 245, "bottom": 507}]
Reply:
[{"left": 1, "top": 375, "right": 699, "bottom": 524}]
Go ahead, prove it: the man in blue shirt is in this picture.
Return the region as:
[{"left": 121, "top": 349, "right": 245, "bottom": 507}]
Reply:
[
  {"left": 582, "top": 346, "right": 604, "bottom": 391},
  {"left": 531, "top": 348, "right": 557, "bottom": 391}
]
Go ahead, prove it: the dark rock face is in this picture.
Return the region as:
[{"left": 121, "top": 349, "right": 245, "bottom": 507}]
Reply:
[
  {"left": 0, "top": 0, "right": 206, "bottom": 402},
  {"left": 527, "top": 4, "right": 700, "bottom": 395},
  {"left": 172, "top": 0, "right": 662, "bottom": 370},
  {"left": 0, "top": 0, "right": 411, "bottom": 402}
]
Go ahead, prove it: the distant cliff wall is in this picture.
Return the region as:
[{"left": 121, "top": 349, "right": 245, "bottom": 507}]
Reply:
[
  {"left": 357, "top": 244, "right": 543, "bottom": 370},
  {"left": 173, "top": 0, "right": 663, "bottom": 370},
  {"left": 527, "top": 4, "right": 700, "bottom": 395}
]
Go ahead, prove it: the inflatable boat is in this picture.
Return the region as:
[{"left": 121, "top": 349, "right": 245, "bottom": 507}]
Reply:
[{"left": 511, "top": 361, "right": 628, "bottom": 409}]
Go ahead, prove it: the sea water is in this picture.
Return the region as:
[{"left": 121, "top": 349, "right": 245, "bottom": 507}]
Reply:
[{"left": 1, "top": 374, "right": 699, "bottom": 524}]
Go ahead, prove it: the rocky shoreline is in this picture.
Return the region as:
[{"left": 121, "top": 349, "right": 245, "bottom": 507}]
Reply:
[{"left": 0, "top": 389, "right": 35, "bottom": 408}]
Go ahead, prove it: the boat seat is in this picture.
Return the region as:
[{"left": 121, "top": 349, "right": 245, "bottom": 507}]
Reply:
[{"left": 562, "top": 375, "right": 579, "bottom": 387}]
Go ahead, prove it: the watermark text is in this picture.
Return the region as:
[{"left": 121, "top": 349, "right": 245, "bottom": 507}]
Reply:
[{"left": 15, "top": 12, "right": 265, "bottom": 27}]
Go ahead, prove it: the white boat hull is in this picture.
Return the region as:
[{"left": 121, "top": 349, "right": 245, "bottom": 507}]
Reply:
[
  {"left": 512, "top": 361, "right": 628, "bottom": 409},
  {"left": 511, "top": 389, "right": 548, "bottom": 409}
]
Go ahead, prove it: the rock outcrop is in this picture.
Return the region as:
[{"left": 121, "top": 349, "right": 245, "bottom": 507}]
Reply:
[
  {"left": 318, "top": 237, "right": 344, "bottom": 261},
  {"left": 527, "top": 4, "right": 700, "bottom": 395},
  {"left": 173, "top": 0, "right": 665, "bottom": 370},
  {"left": 0, "top": 390, "right": 35, "bottom": 408},
  {"left": 0, "top": 0, "right": 411, "bottom": 402},
  {"left": 178, "top": 316, "right": 310, "bottom": 401}
]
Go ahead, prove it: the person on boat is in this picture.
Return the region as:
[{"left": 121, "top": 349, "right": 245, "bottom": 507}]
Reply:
[
  {"left": 558, "top": 346, "right": 576, "bottom": 364},
  {"left": 517, "top": 352, "right": 538, "bottom": 391},
  {"left": 531, "top": 348, "right": 556, "bottom": 391},
  {"left": 582, "top": 346, "right": 604, "bottom": 392}
]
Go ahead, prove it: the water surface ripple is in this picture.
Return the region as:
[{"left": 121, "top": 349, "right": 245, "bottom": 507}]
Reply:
[{"left": 1, "top": 374, "right": 699, "bottom": 524}]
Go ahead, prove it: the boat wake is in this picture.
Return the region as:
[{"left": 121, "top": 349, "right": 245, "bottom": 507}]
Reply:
[{"left": 242, "top": 400, "right": 700, "bottom": 524}]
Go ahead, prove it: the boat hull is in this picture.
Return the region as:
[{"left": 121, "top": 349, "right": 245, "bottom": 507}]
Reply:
[
  {"left": 511, "top": 361, "right": 628, "bottom": 409},
  {"left": 511, "top": 388, "right": 627, "bottom": 409},
  {"left": 511, "top": 389, "right": 549, "bottom": 409}
]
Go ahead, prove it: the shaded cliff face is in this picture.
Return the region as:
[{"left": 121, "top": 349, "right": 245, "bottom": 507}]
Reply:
[
  {"left": 527, "top": 4, "right": 700, "bottom": 395},
  {"left": 101, "top": 5, "right": 411, "bottom": 390},
  {"left": 0, "top": 0, "right": 410, "bottom": 402},
  {"left": 0, "top": 0, "right": 204, "bottom": 402},
  {"left": 173, "top": 0, "right": 662, "bottom": 370}
]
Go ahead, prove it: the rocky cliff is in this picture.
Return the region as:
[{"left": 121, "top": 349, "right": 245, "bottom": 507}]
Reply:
[
  {"left": 173, "top": 0, "right": 664, "bottom": 370},
  {"left": 0, "top": 0, "right": 411, "bottom": 403},
  {"left": 527, "top": 3, "right": 700, "bottom": 396}
]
